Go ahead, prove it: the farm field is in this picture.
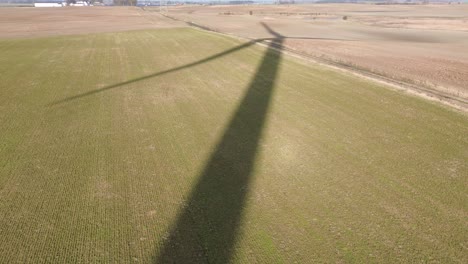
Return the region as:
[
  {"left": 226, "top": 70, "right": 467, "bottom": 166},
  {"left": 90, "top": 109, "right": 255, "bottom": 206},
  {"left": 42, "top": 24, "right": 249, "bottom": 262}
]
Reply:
[
  {"left": 0, "top": 7, "right": 185, "bottom": 38},
  {"left": 167, "top": 4, "right": 468, "bottom": 101},
  {"left": 0, "top": 8, "right": 468, "bottom": 264}
]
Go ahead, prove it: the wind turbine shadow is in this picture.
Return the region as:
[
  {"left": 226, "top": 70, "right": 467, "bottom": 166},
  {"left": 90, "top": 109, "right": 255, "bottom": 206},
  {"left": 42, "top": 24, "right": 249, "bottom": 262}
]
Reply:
[
  {"left": 154, "top": 22, "right": 284, "bottom": 263},
  {"left": 47, "top": 41, "right": 257, "bottom": 106},
  {"left": 44, "top": 22, "right": 352, "bottom": 262}
]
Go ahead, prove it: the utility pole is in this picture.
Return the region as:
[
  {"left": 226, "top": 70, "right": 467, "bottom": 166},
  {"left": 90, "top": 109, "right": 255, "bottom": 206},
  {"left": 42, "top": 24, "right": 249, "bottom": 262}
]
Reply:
[{"left": 160, "top": 0, "right": 167, "bottom": 13}]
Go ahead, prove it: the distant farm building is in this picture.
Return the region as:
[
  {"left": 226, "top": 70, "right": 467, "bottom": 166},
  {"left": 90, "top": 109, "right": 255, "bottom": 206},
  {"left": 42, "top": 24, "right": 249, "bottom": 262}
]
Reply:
[
  {"left": 0, "top": 0, "right": 92, "bottom": 6},
  {"left": 34, "top": 0, "right": 63, "bottom": 6}
]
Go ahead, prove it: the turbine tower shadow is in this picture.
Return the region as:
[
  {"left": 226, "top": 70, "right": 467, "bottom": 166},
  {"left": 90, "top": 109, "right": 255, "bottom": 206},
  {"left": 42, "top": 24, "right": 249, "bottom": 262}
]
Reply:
[{"left": 154, "top": 23, "right": 284, "bottom": 263}]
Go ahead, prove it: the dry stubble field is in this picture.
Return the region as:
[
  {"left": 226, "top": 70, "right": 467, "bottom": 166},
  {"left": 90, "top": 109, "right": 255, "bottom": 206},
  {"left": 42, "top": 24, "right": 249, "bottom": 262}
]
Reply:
[
  {"left": 0, "top": 6, "right": 467, "bottom": 264},
  {"left": 166, "top": 4, "right": 468, "bottom": 102}
]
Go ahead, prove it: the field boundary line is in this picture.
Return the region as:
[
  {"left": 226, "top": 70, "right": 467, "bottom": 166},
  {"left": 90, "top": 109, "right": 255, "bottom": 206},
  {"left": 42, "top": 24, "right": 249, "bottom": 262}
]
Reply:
[{"left": 157, "top": 12, "right": 467, "bottom": 113}]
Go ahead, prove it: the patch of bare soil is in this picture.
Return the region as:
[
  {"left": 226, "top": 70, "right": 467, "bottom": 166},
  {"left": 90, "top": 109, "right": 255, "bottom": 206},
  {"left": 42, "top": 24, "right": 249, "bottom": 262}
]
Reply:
[
  {"left": 353, "top": 16, "right": 468, "bottom": 32},
  {"left": 0, "top": 7, "right": 185, "bottom": 39}
]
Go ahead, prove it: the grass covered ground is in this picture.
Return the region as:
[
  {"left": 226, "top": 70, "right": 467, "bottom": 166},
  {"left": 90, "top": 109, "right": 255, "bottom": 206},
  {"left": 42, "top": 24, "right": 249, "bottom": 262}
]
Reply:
[{"left": 0, "top": 27, "right": 467, "bottom": 263}]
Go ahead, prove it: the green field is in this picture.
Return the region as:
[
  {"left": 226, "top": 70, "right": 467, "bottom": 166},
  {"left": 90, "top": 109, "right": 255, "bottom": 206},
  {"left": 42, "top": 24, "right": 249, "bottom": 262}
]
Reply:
[{"left": 0, "top": 27, "right": 467, "bottom": 263}]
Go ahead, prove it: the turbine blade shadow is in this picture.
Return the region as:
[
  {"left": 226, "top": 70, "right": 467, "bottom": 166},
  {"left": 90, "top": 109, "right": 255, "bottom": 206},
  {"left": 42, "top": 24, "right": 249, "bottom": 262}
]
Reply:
[
  {"left": 47, "top": 40, "right": 259, "bottom": 106},
  {"left": 261, "top": 22, "right": 283, "bottom": 39},
  {"left": 47, "top": 24, "right": 352, "bottom": 107}
]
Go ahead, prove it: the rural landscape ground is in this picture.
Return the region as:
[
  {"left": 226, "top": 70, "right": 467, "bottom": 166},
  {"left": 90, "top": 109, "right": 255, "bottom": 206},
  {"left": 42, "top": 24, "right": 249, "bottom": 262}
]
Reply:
[
  {"left": 164, "top": 4, "right": 468, "bottom": 103},
  {"left": 0, "top": 5, "right": 467, "bottom": 263}
]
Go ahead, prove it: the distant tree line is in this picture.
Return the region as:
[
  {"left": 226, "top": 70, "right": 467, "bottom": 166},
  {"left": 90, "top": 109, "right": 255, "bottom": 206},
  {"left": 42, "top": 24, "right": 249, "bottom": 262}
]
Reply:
[{"left": 111, "top": 0, "right": 137, "bottom": 5}]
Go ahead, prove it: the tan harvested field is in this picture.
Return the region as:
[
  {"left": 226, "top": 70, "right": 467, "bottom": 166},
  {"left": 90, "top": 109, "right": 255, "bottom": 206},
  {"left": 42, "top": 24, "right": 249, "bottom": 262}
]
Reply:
[
  {"left": 0, "top": 7, "right": 186, "bottom": 38},
  {"left": 166, "top": 4, "right": 468, "bottom": 101}
]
